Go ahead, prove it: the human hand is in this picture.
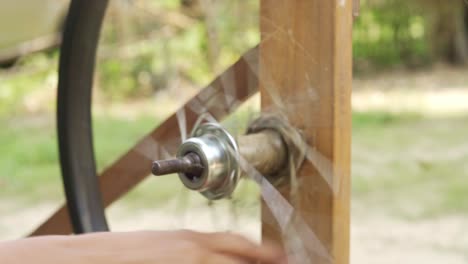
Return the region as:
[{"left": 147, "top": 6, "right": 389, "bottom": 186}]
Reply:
[
  {"left": 0, "top": 230, "right": 287, "bottom": 264},
  {"left": 84, "top": 230, "right": 286, "bottom": 264}
]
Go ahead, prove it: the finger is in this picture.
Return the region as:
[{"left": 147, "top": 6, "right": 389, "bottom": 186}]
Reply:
[
  {"left": 197, "top": 232, "right": 284, "bottom": 263},
  {"left": 204, "top": 253, "right": 251, "bottom": 264}
]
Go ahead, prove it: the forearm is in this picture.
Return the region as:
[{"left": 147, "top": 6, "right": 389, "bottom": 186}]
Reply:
[
  {"left": 0, "top": 233, "right": 123, "bottom": 264},
  {"left": 0, "top": 231, "right": 285, "bottom": 264},
  {"left": 1, "top": 236, "right": 74, "bottom": 263}
]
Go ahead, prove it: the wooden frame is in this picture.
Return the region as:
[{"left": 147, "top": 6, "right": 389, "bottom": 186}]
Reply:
[{"left": 260, "top": 0, "right": 352, "bottom": 263}]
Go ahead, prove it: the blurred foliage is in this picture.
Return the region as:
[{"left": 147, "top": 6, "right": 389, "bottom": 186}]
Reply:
[
  {"left": 95, "top": 0, "right": 259, "bottom": 100},
  {"left": 0, "top": 0, "right": 467, "bottom": 108},
  {"left": 95, "top": 0, "right": 468, "bottom": 97},
  {"left": 0, "top": 51, "right": 58, "bottom": 117},
  {"left": 354, "top": 0, "right": 468, "bottom": 72},
  {"left": 353, "top": 0, "right": 431, "bottom": 71}
]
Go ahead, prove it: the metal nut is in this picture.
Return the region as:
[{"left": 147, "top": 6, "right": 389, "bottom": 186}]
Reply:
[{"left": 176, "top": 123, "right": 240, "bottom": 200}]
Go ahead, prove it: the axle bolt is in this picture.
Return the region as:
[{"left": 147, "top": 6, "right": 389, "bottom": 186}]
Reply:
[{"left": 152, "top": 153, "right": 204, "bottom": 177}]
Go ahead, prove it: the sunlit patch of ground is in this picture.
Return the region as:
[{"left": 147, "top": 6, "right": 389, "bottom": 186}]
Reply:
[
  {"left": 353, "top": 65, "right": 468, "bottom": 115},
  {"left": 351, "top": 211, "right": 468, "bottom": 264}
]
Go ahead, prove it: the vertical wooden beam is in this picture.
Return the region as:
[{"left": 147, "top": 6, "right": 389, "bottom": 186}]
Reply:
[{"left": 259, "top": 0, "right": 352, "bottom": 263}]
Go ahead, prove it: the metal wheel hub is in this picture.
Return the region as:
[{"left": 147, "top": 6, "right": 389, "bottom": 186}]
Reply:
[
  {"left": 152, "top": 118, "right": 299, "bottom": 200},
  {"left": 177, "top": 123, "right": 240, "bottom": 200}
]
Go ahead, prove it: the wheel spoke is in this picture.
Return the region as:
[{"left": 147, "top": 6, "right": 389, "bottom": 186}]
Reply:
[{"left": 30, "top": 47, "right": 259, "bottom": 236}]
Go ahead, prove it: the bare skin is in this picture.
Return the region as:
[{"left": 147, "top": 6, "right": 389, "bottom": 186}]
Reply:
[{"left": 0, "top": 230, "right": 286, "bottom": 264}]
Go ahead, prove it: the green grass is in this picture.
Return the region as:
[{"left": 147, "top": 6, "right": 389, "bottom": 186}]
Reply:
[
  {"left": 352, "top": 111, "right": 468, "bottom": 218},
  {"left": 1, "top": 111, "right": 467, "bottom": 219},
  {"left": 0, "top": 117, "right": 61, "bottom": 204},
  {"left": 0, "top": 115, "right": 158, "bottom": 204}
]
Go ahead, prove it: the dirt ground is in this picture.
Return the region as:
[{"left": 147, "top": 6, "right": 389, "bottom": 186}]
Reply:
[{"left": 353, "top": 65, "right": 468, "bottom": 115}]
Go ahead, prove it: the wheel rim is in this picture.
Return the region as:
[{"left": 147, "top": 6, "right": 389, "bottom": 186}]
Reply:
[{"left": 57, "top": 0, "right": 110, "bottom": 233}]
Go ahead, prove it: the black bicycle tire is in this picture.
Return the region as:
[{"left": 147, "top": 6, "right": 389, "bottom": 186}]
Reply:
[{"left": 57, "top": 0, "right": 110, "bottom": 233}]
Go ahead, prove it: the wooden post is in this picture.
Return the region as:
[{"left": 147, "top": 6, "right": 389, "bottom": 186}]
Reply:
[{"left": 259, "top": 0, "right": 352, "bottom": 263}]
